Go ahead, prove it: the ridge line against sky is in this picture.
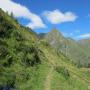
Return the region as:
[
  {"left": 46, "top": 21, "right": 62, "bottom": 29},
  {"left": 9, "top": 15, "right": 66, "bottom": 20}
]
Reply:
[{"left": 0, "top": 0, "right": 90, "bottom": 39}]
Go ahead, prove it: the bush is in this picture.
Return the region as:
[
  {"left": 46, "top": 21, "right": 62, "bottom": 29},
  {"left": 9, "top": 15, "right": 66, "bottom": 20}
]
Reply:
[
  {"left": 25, "top": 53, "right": 41, "bottom": 67},
  {"left": 0, "top": 25, "right": 13, "bottom": 38},
  {"left": 0, "top": 11, "right": 16, "bottom": 38},
  {"left": 11, "top": 31, "right": 24, "bottom": 41},
  {"left": 15, "top": 43, "right": 41, "bottom": 67},
  {"left": 0, "top": 72, "right": 15, "bottom": 90},
  {"left": 0, "top": 46, "right": 8, "bottom": 59},
  {"left": 0, "top": 39, "right": 8, "bottom": 46},
  {"left": 15, "top": 43, "right": 33, "bottom": 53},
  {"left": 3, "top": 55, "right": 13, "bottom": 67},
  {"left": 55, "top": 66, "right": 70, "bottom": 79},
  {"left": 22, "top": 48, "right": 41, "bottom": 67}
]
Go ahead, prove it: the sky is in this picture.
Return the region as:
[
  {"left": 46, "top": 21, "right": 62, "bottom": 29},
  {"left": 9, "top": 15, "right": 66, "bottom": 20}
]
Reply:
[{"left": 0, "top": 0, "right": 90, "bottom": 40}]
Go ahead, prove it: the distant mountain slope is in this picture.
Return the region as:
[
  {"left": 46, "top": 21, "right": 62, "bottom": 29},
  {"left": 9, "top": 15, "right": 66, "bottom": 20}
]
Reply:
[
  {"left": 44, "top": 29, "right": 90, "bottom": 67},
  {"left": 38, "top": 33, "right": 46, "bottom": 39},
  {"left": 78, "top": 39, "right": 90, "bottom": 55},
  {"left": 0, "top": 9, "right": 90, "bottom": 90},
  {"left": 44, "top": 29, "right": 65, "bottom": 50}
]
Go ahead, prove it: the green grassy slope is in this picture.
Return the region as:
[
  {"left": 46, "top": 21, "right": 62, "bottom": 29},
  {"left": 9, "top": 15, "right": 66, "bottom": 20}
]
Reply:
[
  {"left": 38, "top": 42, "right": 90, "bottom": 90},
  {"left": 78, "top": 39, "right": 90, "bottom": 62},
  {"left": 0, "top": 9, "right": 90, "bottom": 90}
]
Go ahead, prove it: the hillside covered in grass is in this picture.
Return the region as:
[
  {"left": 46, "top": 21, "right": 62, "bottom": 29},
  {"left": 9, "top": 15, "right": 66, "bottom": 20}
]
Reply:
[
  {"left": 43, "top": 29, "right": 90, "bottom": 67},
  {"left": 0, "top": 9, "right": 90, "bottom": 90}
]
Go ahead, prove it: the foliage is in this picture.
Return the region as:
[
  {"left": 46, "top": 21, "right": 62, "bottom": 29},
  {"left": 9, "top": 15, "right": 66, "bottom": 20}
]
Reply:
[{"left": 55, "top": 66, "right": 70, "bottom": 79}]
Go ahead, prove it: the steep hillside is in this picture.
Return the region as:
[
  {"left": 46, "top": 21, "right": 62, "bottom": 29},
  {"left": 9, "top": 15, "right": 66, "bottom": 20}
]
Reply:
[
  {"left": 78, "top": 39, "right": 90, "bottom": 59},
  {"left": 44, "top": 29, "right": 90, "bottom": 67},
  {"left": 0, "top": 9, "right": 90, "bottom": 90}
]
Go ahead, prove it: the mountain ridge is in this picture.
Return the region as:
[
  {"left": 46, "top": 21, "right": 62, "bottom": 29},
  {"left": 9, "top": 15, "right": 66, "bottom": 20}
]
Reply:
[{"left": 43, "top": 29, "right": 90, "bottom": 67}]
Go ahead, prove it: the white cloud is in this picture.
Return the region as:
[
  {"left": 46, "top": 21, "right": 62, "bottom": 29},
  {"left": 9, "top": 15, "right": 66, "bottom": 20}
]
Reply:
[
  {"left": 43, "top": 9, "right": 77, "bottom": 24},
  {"left": 0, "top": 0, "right": 46, "bottom": 29},
  {"left": 77, "top": 34, "right": 90, "bottom": 39}
]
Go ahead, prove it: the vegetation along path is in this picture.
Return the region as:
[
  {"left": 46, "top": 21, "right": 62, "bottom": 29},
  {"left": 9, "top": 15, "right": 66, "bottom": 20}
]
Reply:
[{"left": 44, "top": 67, "right": 54, "bottom": 90}]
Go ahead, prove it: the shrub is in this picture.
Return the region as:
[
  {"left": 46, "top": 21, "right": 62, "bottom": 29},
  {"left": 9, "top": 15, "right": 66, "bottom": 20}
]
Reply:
[
  {"left": 0, "top": 46, "right": 8, "bottom": 59},
  {"left": 22, "top": 49, "right": 41, "bottom": 67},
  {"left": 55, "top": 66, "right": 70, "bottom": 79},
  {"left": 0, "top": 72, "right": 15, "bottom": 90},
  {"left": 11, "top": 31, "right": 24, "bottom": 41},
  {"left": 15, "top": 43, "right": 33, "bottom": 53},
  {"left": 0, "top": 12, "right": 16, "bottom": 38},
  {"left": 15, "top": 43, "right": 41, "bottom": 67},
  {"left": 0, "top": 39, "right": 8, "bottom": 46},
  {"left": 0, "top": 25, "right": 13, "bottom": 38},
  {"left": 3, "top": 55, "right": 13, "bottom": 67}
]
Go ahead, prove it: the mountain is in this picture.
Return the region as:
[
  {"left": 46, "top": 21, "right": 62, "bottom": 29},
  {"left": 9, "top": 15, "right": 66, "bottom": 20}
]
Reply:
[
  {"left": 0, "top": 9, "right": 90, "bottom": 90},
  {"left": 78, "top": 39, "right": 90, "bottom": 53},
  {"left": 44, "top": 29, "right": 90, "bottom": 67},
  {"left": 38, "top": 33, "right": 46, "bottom": 39},
  {"left": 44, "top": 29, "right": 64, "bottom": 48}
]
